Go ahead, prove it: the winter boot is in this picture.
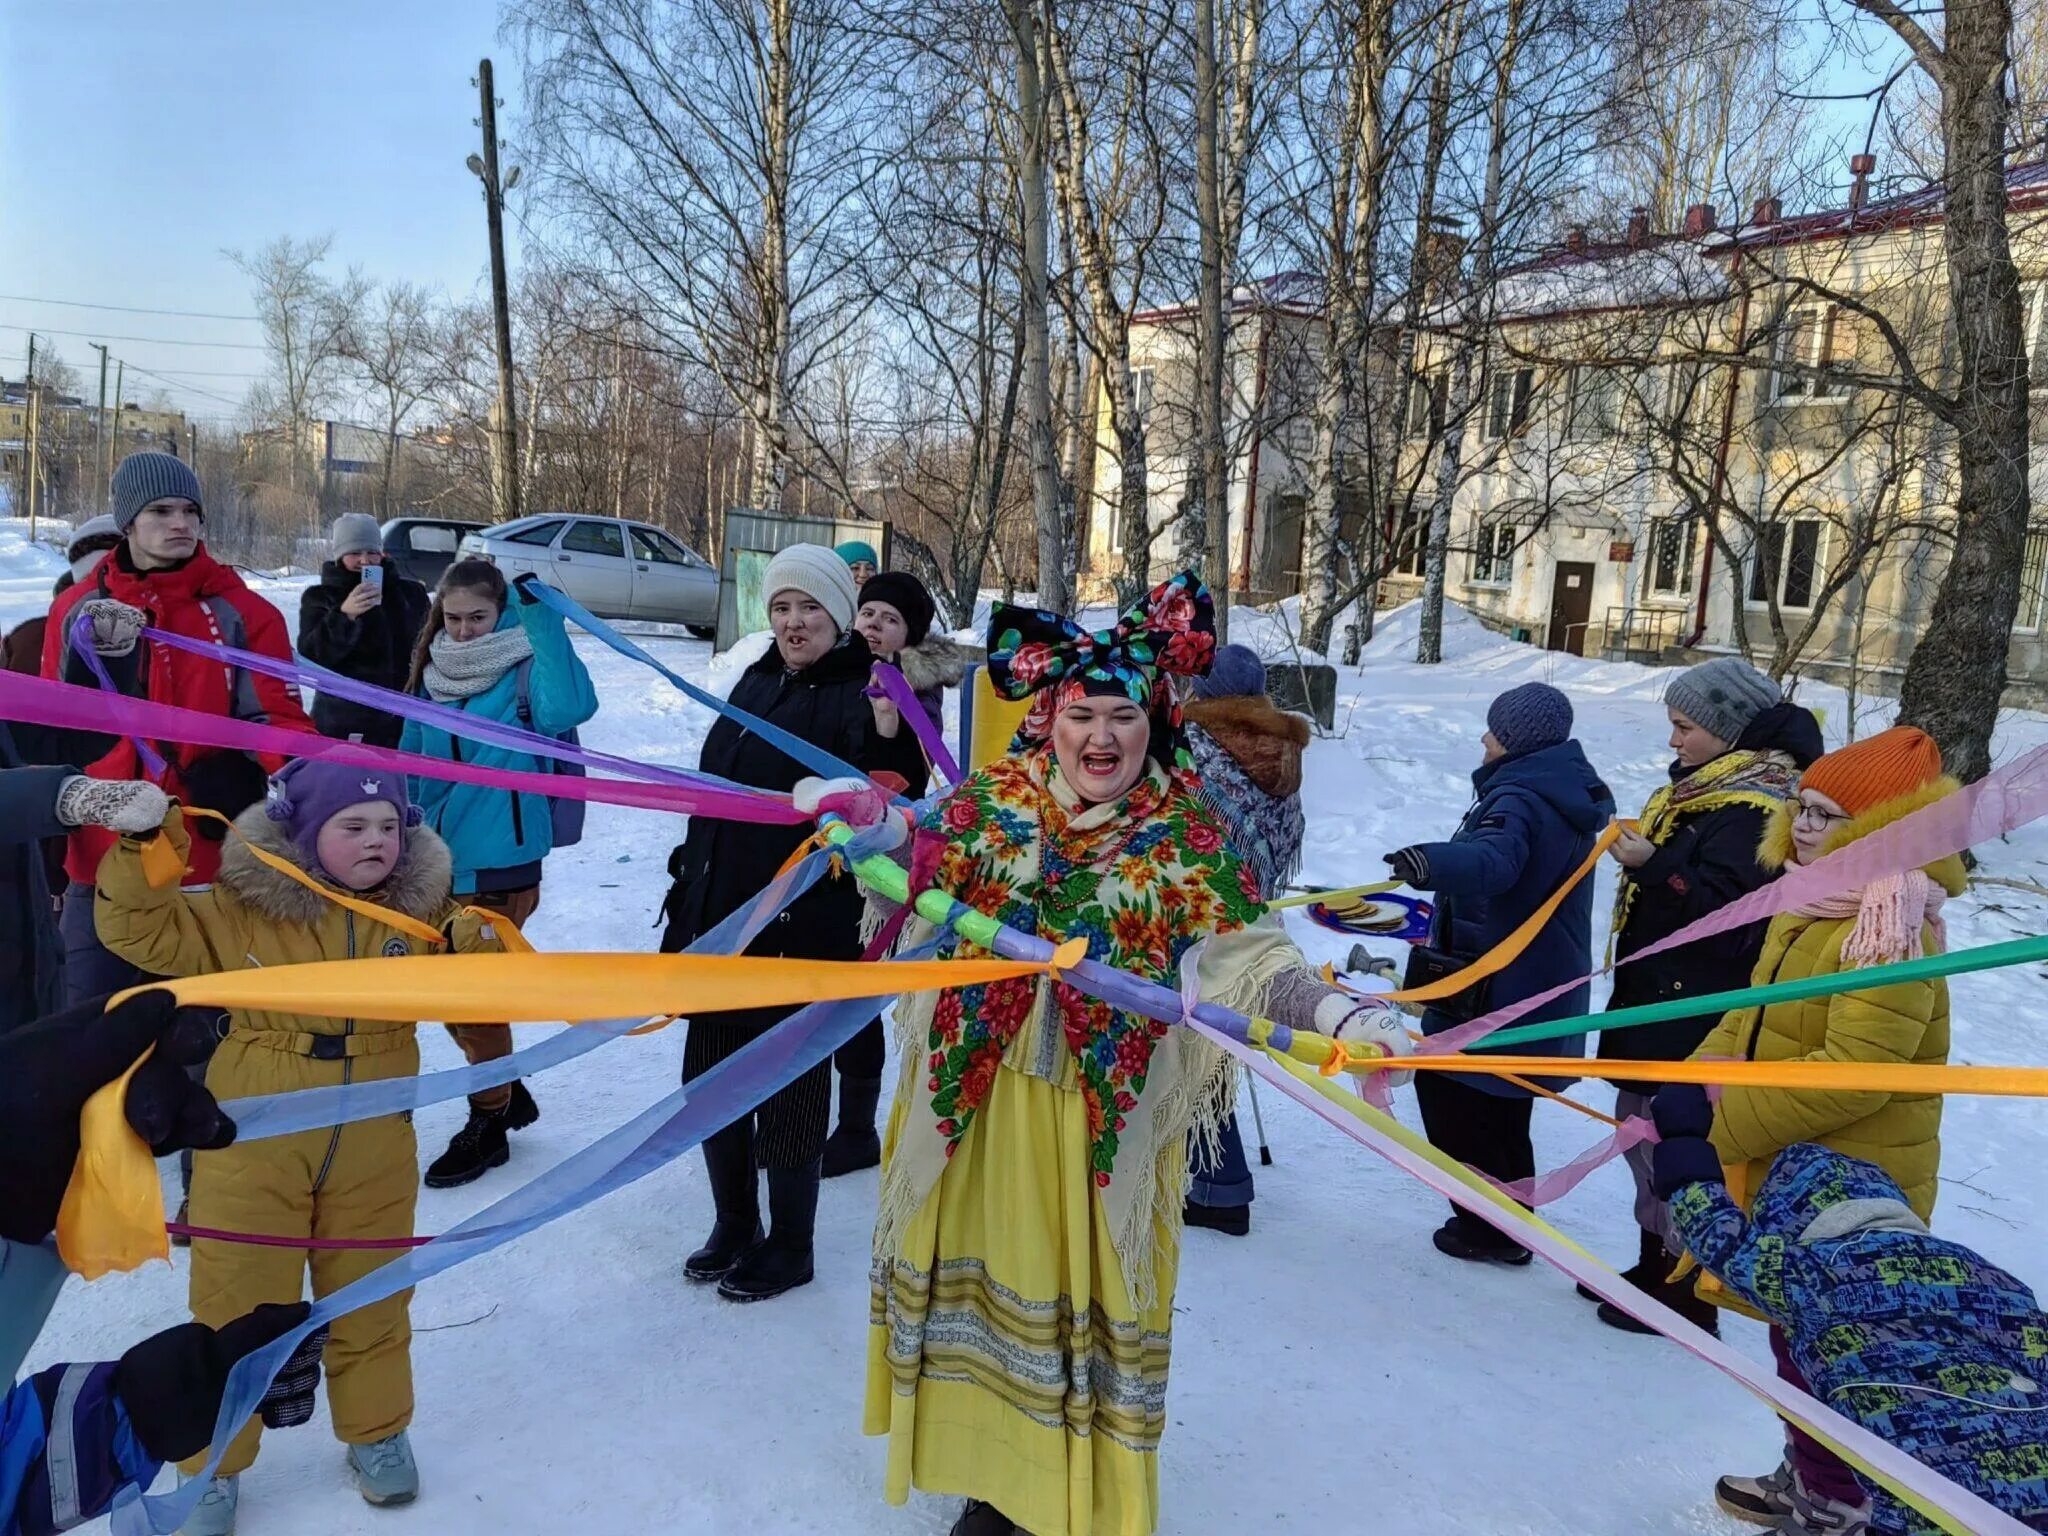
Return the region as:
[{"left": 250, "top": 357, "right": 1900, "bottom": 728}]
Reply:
[
  {"left": 1715, "top": 1461, "right": 1797, "bottom": 1527},
  {"left": 948, "top": 1499, "right": 1020, "bottom": 1535},
  {"left": 502, "top": 1079, "right": 540, "bottom": 1132},
  {"left": 821, "top": 1075, "right": 883, "bottom": 1178},
  {"left": 685, "top": 1126, "right": 762, "bottom": 1283},
  {"left": 1578, "top": 1227, "right": 1663, "bottom": 1303},
  {"left": 1775, "top": 1477, "right": 1872, "bottom": 1535},
  {"left": 1183, "top": 1199, "right": 1251, "bottom": 1236},
  {"left": 347, "top": 1430, "right": 419, "bottom": 1507},
  {"left": 175, "top": 1472, "right": 238, "bottom": 1536},
  {"left": 424, "top": 1105, "right": 509, "bottom": 1189},
  {"left": 1430, "top": 1214, "right": 1531, "bottom": 1267},
  {"left": 1595, "top": 1237, "right": 1720, "bottom": 1337},
  {"left": 171, "top": 1196, "right": 191, "bottom": 1248},
  {"left": 719, "top": 1158, "right": 819, "bottom": 1302}
]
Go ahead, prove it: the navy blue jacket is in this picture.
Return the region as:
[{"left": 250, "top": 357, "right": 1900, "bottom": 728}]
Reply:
[
  {"left": 0, "top": 728, "right": 80, "bottom": 1036},
  {"left": 1411, "top": 739, "right": 1615, "bottom": 1096},
  {"left": 2, "top": 1360, "right": 157, "bottom": 1536}
]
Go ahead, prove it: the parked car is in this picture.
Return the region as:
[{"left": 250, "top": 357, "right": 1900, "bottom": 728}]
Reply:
[
  {"left": 458, "top": 514, "right": 720, "bottom": 635},
  {"left": 381, "top": 516, "right": 487, "bottom": 589}
]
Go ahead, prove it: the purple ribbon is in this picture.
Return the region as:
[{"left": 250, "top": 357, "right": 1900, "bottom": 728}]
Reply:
[
  {"left": 67, "top": 609, "right": 168, "bottom": 775},
  {"left": 865, "top": 661, "right": 959, "bottom": 784}
]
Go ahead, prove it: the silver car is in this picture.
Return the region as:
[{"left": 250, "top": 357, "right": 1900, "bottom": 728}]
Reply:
[{"left": 458, "top": 514, "right": 719, "bottom": 636}]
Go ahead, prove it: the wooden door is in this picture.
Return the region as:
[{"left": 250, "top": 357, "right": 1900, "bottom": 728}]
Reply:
[{"left": 1546, "top": 562, "right": 1594, "bottom": 655}]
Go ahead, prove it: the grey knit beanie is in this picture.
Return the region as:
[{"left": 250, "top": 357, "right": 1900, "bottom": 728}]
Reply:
[
  {"left": 1664, "top": 656, "right": 1780, "bottom": 746},
  {"left": 1193, "top": 643, "right": 1267, "bottom": 700},
  {"left": 330, "top": 512, "right": 384, "bottom": 558},
  {"left": 762, "top": 543, "right": 857, "bottom": 634},
  {"left": 110, "top": 451, "right": 202, "bottom": 533},
  {"left": 1486, "top": 681, "right": 1574, "bottom": 755}
]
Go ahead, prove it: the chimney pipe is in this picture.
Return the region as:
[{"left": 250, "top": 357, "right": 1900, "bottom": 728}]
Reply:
[
  {"left": 1626, "top": 206, "right": 1652, "bottom": 246},
  {"left": 1751, "top": 195, "right": 1782, "bottom": 226},
  {"left": 1849, "top": 152, "right": 1877, "bottom": 213},
  {"left": 1682, "top": 202, "right": 1718, "bottom": 236}
]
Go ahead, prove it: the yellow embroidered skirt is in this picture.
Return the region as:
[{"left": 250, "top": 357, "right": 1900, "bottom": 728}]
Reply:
[{"left": 865, "top": 1061, "right": 1178, "bottom": 1536}]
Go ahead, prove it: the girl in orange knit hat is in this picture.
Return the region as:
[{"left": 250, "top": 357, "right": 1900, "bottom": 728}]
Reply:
[{"left": 1682, "top": 725, "right": 1965, "bottom": 1532}]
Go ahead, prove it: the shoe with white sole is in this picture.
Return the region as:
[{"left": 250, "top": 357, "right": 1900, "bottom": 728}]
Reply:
[{"left": 347, "top": 1430, "right": 419, "bottom": 1506}]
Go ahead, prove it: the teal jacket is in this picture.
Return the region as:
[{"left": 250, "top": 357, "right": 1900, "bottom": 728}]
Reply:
[{"left": 398, "top": 598, "right": 598, "bottom": 894}]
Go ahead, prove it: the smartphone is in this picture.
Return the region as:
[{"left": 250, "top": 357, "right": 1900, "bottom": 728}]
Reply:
[{"left": 362, "top": 565, "right": 384, "bottom": 592}]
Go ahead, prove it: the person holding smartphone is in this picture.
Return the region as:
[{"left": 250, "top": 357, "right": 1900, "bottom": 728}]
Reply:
[{"left": 299, "top": 514, "right": 431, "bottom": 748}]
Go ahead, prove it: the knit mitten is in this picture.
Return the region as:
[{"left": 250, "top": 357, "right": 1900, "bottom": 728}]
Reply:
[
  {"left": 259, "top": 1324, "right": 331, "bottom": 1429},
  {"left": 55, "top": 776, "right": 170, "bottom": 834},
  {"left": 77, "top": 598, "right": 147, "bottom": 657},
  {"left": 1316, "top": 993, "right": 1416, "bottom": 1088}
]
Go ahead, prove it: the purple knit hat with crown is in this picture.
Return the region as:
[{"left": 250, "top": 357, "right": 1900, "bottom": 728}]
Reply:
[{"left": 264, "top": 758, "right": 420, "bottom": 865}]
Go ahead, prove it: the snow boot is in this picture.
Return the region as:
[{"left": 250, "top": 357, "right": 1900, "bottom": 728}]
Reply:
[
  {"left": 1183, "top": 1199, "right": 1250, "bottom": 1236},
  {"left": 347, "top": 1430, "right": 419, "bottom": 1507},
  {"left": 175, "top": 1472, "right": 238, "bottom": 1535},
  {"left": 171, "top": 1196, "right": 191, "bottom": 1248},
  {"left": 1431, "top": 1215, "right": 1531, "bottom": 1267},
  {"left": 502, "top": 1079, "right": 540, "bottom": 1132},
  {"left": 1594, "top": 1235, "right": 1721, "bottom": 1337},
  {"left": 948, "top": 1499, "right": 1020, "bottom": 1535},
  {"left": 1716, "top": 1461, "right": 1797, "bottom": 1527},
  {"left": 1775, "top": 1479, "right": 1872, "bottom": 1535},
  {"left": 685, "top": 1125, "right": 762, "bottom": 1283},
  {"left": 1577, "top": 1227, "right": 1663, "bottom": 1303},
  {"left": 424, "top": 1105, "right": 509, "bottom": 1189},
  {"left": 821, "top": 1075, "right": 882, "bottom": 1178},
  {"left": 719, "top": 1159, "right": 819, "bottom": 1302}
]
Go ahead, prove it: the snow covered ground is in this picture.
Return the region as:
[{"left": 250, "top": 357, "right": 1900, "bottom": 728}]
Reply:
[{"left": 13, "top": 522, "right": 2048, "bottom": 1535}]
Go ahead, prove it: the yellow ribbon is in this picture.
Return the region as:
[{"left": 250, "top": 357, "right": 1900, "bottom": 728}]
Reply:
[
  {"left": 1265, "top": 879, "right": 1403, "bottom": 911},
  {"left": 55, "top": 1044, "right": 170, "bottom": 1280}
]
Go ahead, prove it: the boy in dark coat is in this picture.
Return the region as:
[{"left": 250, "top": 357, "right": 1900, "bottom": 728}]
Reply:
[
  {"left": 1655, "top": 1091, "right": 2048, "bottom": 1536},
  {"left": 297, "top": 514, "right": 431, "bottom": 748},
  {"left": 1385, "top": 681, "right": 1615, "bottom": 1266}
]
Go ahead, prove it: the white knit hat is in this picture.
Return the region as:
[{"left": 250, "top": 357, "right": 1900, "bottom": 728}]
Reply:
[{"left": 762, "top": 543, "right": 856, "bottom": 634}]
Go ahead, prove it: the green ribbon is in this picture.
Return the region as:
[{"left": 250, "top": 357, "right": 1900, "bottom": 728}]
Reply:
[{"left": 1471, "top": 932, "right": 2048, "bottom": 1052}]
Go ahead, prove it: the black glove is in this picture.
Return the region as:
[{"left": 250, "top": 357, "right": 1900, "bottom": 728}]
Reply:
[
  {"left": 176, "top": 751, "right": 269, "bottom": 841},
  {"left": 1383, "top": 847, "right": 1429, "bottom": 888},
  {"left": 113, "top": 1302, "right": 311, "bottom": 1463},
  {"left": 259, "top": 1324, "right": 330, "bottom": 1429},
  {"left": 0, "top": 989, "right": 235, "bottom": 1245},
  {"left": 1649, "top": 1083, "right": 1723, "bottom": 1199}
]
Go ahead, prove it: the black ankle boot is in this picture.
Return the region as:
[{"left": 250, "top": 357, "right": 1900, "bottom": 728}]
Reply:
[
  {"left": 1579, "top": 1227, "right": 1664, "bottom": 1303},
  {"left": 821, "top": 1075, "right": 882, "bottom": 1178},
  {"left": 502, "top": 1079, "right": 540, "bottom": 1132},
  {"left": 720, "top": 1159, "right": 819, "bottom": 1302},
  {"left": 425, "top": 1107, "right": 510, "bottom": 1189},
  {"left": 686, "top": 1127, "right": 762, "bottom": 1283}
]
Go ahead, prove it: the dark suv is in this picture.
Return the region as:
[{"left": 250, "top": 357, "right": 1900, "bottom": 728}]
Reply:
[{"left": 380, "top": 517, "right": 487, "bottom": 589}]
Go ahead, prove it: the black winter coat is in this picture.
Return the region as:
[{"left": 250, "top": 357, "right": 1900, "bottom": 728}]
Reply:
[
  {"left": 0, "top": 725, "right": 78, "bottom": 1033},
  {"left": 297, "top": 561, "right": 432, "bottom": 748},
  {"left": 1600, "top": 702, "right": 1823, "bottom": 1088},
  {"left": 660, "top": 634, "right": 925, "bottom": 964}
]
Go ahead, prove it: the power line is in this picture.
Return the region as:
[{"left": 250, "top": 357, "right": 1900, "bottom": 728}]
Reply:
[
  {"left": 0, "top": 293, "right": 262, "bottom": 322},
  {"left": 1, "top": 356, "right": 268, "bottom": 381},
  {"left": 2, "top": 323, "right": 267, "bottom": 351},
  {"left": 118, "top": 362, "right": 247, "bottom": 410}
]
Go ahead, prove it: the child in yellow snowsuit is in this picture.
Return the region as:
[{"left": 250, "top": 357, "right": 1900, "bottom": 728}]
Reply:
[{"left": 93, "top": 757, "right": 505, "bottom": 1530}]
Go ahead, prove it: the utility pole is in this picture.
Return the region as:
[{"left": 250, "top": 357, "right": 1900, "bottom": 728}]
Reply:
[
  {"left": 17, "top": 333, "right": 34, "bottom": 518},
  {"left": 90, "top": 343, "right": 110, "bottom": 506},
  {"left": 470, "top": 59, "right": 522, "bottom": 524},
  {"left": 108, "top": 361, "right": 124, "bottom": 483}
]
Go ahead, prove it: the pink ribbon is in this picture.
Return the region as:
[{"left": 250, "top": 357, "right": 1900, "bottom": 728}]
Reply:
[
  {"left": 1420, "top": 740, "right": 2048, "bottom": 1055},
  {"left": 1486, "top": 1115, "right": 1657, "bottom": 1206},
  {"left": 0, "top": 669, "right": 808, "bottom": 824},
  {"left": 867, "top": 662, "right": 959, "bottom": 784}
]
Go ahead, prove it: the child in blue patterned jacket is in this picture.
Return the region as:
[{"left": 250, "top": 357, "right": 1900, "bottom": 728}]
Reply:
[{"left": 1653, "top": 1085, "right": 2048, "bottom": 1535}]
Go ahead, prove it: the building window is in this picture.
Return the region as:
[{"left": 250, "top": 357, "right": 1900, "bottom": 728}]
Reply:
[
  {"left": 1128, "top": 366, "right": 1155, "bottom": 437},
  {"left": 1646, "top": 517, "right": 1697, "bottom": 598},
  {"left": 1390, "top": 499, "right": 1428, "bottom": 576},
  {"left": 1746, "top": 519, "right": 1825, "bottom": 610},
  {"left": 2018, "top": 528, "right": 2048, "bottom": 631},
  {"left": 1771, "top": 305, "right": 1851, "bottom": 403},
  {"left": 1469, "top": 522, "right": 1515, "bottom": 586},
  {"left": 1484, "top": 368, "right": 1533, "bottom": 440},
  {"left": 1565, "top": 367, "right": 1620, "bottom": 441},
  {"left": 2026, "top": 285, "right": 2048, "bottom": 390},
  {"left": 1406, "top": 371, "right": 1447, "bottom": 438}
]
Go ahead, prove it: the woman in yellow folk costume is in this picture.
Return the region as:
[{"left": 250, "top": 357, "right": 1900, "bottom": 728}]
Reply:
[{"left": 865, "top": 574, "right": 1410, "bottom": 1536}]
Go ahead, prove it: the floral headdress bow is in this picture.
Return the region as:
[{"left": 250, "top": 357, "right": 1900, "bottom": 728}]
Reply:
[{"left": 985, "top": 571, "right": 1217, "bottom": 775}]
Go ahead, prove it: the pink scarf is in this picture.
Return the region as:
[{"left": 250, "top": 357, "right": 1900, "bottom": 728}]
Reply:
[{"left": 1792, "top": 868, "right": 1948, "bottom": 967}]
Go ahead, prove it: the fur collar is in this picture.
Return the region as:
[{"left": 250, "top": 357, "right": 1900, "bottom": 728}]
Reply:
[
  {"left": 1184, "top": 694, "right": 1311, "bottom": 798},
  {"left": 1758, "top": 774, "right": 1968, "bottom": 896},
  {"left": 896, "top": 633, "right": 970, "bottom": 694},
  {"left": 219, "top": 802, "right": 455, "bottom": 926}
]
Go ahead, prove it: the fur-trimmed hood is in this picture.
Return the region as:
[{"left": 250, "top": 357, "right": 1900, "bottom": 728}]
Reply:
[
  {"left": 218, "top": 799, "right": 456, "bottom": 926},
  {"left": 895, "top": 632, "right": 971, "bottom": 695},
  {"left": 1758, "top": 774, "right": 1968, "bottom": 897},
  {"left": 1183, "top": 694, "right": 1311, "bottom": 798}
]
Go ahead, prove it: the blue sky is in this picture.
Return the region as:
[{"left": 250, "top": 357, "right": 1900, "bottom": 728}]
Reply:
[{"left": 0, "top": 1, "right": 523, "bottom": 422}]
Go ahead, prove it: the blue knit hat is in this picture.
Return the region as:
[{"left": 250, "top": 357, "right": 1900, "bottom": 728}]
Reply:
[
  {"left": 110, "top": 451, "right": 203, "bottom": 533},
  {"left": 1193, "top": 643, "right": 1267, "bottom": 700},
  {"left": 1486, "top": 682, "right": 1573, "bottom": 755}
]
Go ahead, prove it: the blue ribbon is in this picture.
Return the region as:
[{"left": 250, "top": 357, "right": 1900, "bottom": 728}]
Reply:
[{"left": 528, "top": 583, "right": 881, "bottom": 789}]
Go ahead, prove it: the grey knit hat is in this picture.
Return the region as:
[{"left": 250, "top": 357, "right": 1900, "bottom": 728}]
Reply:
[
  {"left": 330, "top": 512, "right": 384, "bottom": 558},
  {"left": 762, "top": 543, "right": 857, "bottom": 634},
  {"left": 1486, "top": 681, "right": 1573, "bottom": 755},
  {"left": 1193, "top": 643, "right": 1267, "bottom": 700},
  {"left": 1664, "top": 655, "right": 1780, "bottom": 746},
  {"left": 110, "top": 451, "right": 202, "bottom": 533}
]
